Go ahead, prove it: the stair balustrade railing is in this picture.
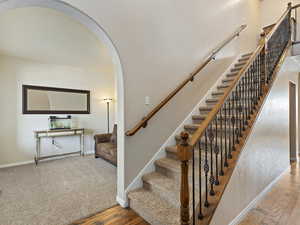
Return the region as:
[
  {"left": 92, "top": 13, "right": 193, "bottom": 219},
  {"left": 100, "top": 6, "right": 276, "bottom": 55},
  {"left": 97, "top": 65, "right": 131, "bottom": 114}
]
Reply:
[{"left": 177, "top": 3, "right": 293, "bottom": 225}]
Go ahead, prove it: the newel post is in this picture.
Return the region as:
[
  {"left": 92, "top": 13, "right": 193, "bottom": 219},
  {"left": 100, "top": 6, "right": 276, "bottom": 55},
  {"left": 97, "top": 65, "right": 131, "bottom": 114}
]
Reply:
[{"left": 177, "top": 132, "right": 193, "bottom": 225}]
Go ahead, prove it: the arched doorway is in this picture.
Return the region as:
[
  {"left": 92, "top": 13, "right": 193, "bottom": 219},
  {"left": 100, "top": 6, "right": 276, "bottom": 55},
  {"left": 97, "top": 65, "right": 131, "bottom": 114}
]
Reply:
[{"left": 0, "top": 0, "right": 126, "bottom": 217}]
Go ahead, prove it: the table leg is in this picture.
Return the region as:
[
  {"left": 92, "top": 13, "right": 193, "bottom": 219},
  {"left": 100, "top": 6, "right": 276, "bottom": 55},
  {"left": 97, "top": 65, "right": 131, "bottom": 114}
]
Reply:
[
  {"left": 81, "top": 134, "right": 85, "bottom": 156},
  {"left": 35, "top": 137, "right": 40, "bottom": 165}
]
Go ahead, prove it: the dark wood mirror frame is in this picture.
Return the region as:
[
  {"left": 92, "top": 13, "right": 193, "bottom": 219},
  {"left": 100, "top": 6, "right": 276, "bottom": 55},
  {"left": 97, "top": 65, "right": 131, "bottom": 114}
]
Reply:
[{"left": 22, "top": 85, "right": 90, "bottom": 114}]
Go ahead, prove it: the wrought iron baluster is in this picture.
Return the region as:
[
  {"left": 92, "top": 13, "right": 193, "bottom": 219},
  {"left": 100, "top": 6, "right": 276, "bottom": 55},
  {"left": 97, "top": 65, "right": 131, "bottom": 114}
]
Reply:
[
  {"left": 231, "top": 93, "right": 236, "bottom": 152},
  {"left": 241, "top": 76, "right": 247, "bottom": 129},
  {"left": 228, "top": 96, "right": 233, "bottom": 159},
  {"left": 219, "top": 108, "right": 224, "bottom": 176},
  {"left": 198, "top": 140, "right": 203, "bottom": 219},
  {"left": 246, "top": 71, "right": 251, "bottom": 120},
  {"left": 224, "top": 104, "right": 229, "bottom": 167},
  {"left": 204, "top": 129, "right": 209, "bottom": 207},
  {"left": 249, "top": 64, "right": 254, "bottom": 114},
  {"left": 208, "top": 124, "right": 215, "bottom": 196},
  {"left": 214, "top": 117, "right": 220, "bottom": 185},
  {"left": 238, "top": 83, "right": 243, "bottom": 137},
  {"left": 192, "top": 145, "right": 195, "bottom": 225}
]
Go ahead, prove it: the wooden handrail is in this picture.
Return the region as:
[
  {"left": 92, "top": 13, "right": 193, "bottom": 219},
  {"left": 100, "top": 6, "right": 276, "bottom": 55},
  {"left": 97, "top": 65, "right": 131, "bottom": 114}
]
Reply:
[
  {"left": 292, "top": 3, "right": 300, "bottom": 9},
  {"left": 125, "top": 24, "right": 247, "bottom": 136},
  {"left": 265, "top": 4, "right": 292, "bottom": 42}
]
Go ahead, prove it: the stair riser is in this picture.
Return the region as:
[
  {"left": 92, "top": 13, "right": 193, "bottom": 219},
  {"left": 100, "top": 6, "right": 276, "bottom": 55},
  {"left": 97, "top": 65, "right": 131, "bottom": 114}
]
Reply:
[
  {"left": 143, "top": 178, "right": 203, "bottom": 210},
  {"left": 129, "top": 198, "right": 172, "bottom": 225},
  {"left": 143, "top": 181, "right": 180, "bottom": 207},
  {"left": 184, "top": 127, "right": 237, "bottom": 135},
  {"left": 222, "top": 79, "right": 234, "bottom": 83},
  {"left": 231, "top": 68, "right": 243, "bottom": 73},
  {"left": 192, "top": 118, "right": 245, "bottom": 125},
  {"left": 235, "top": 63, "right": 246, "bottom": 67},
  {"left": 199, "top": 108, "right": 251, "bottom": 115}
]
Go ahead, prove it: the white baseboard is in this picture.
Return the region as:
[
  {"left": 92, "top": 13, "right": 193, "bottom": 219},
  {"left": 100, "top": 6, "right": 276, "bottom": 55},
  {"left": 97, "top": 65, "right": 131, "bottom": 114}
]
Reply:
[
  {"left": 116, "top": 195, "right": 128, "bottom": 208},
  {"left": 0, "top": 149, "right": 95, "bottom": 169},
  {"left": 125, "top": 54, "right": 243, "bottom": 195},
  {"left": 228, "top": 167, "right": 289, "bottom": 225},
  {"left": 0, "top": 160, "right": 34, "bottom": 169}
]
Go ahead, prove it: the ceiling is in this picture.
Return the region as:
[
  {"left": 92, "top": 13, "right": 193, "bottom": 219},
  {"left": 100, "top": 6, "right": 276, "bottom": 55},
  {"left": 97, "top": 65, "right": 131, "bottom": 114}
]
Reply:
[{"left": 0, "top": 7, "right": 112, "bottom": 68}]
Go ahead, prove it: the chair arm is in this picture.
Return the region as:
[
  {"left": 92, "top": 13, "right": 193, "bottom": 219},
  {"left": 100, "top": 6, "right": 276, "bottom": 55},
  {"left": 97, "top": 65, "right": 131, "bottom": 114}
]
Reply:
[{"left": 94, "top": 133, "right": 112, "bottom": 143}]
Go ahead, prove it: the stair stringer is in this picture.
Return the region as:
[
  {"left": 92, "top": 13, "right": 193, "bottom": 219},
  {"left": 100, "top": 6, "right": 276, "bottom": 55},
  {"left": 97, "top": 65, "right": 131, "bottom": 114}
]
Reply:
[
  {"left": 208, "top": 56, "right": 295, "bottom": 225},
  {"left": 125, "top": 54, "right": 243, "bottom": 195}
]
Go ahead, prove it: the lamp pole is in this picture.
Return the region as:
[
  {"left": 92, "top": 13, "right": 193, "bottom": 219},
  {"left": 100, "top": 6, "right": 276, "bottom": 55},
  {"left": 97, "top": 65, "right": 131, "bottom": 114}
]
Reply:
[
  {"left": 104, "top": 98, "right": 112, "bottom": 133},
  {"left": 107, "top": 101, "right": 110, "bottom": 133}
]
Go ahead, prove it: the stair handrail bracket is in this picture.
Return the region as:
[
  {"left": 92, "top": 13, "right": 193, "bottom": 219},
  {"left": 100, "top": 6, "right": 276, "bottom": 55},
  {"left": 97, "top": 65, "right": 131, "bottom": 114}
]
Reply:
[
  {"left": 125, "top": 24, "right": 247, "bottom": 137},
  {"left": 177, "top": 2, "right": 293, "bottom": 225}
]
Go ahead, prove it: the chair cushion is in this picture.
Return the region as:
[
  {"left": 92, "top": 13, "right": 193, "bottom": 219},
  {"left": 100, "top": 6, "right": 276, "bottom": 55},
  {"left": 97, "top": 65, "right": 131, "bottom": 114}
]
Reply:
[{"left": 97, "top": 143, "right": 116, "bottom": 155}]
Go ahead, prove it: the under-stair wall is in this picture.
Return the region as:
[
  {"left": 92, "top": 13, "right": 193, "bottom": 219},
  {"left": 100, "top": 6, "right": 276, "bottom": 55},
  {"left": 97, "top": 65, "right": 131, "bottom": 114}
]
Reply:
[{"left": 210, "top": 56, "right": 299, "bottom": 225}]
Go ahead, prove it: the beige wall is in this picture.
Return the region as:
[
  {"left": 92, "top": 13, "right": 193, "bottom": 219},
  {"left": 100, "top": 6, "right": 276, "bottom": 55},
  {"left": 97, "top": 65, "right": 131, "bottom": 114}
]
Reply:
[
  {"left": 0, "top": 55, "right": 115, "bottom": 166},
  {"left": 260, "top": 0, "right": 300, "bottom": 27},
  {"left": 211, "top": 56, "right": 299, "bottom": 225},
  {"left": 57, "top": 0, "right": 262, "bottom": 187}
]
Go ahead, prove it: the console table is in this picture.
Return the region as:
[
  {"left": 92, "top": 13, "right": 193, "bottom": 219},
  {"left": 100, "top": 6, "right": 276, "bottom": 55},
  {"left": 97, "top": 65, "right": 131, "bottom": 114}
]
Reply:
[{"left": 34, "top": 128, "right": 85, "bottom": 165}]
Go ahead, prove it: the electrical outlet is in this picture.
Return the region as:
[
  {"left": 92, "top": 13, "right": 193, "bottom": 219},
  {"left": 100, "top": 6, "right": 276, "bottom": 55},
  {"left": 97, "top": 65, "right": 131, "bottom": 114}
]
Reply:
[{"left": 145, "top": 96, "right": 150, "bottom": 105}]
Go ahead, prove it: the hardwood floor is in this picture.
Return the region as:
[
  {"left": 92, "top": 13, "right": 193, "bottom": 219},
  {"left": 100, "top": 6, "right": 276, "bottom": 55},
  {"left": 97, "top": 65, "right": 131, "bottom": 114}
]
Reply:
[
  {"left": 70, "top": 205, "right": 149, "bottom": 225},
  {"left": 239, "top": 162, "right": 300, "bottom": 225},
  {"left": 70, "top": 162, "right": 300, "bottom": 225}
]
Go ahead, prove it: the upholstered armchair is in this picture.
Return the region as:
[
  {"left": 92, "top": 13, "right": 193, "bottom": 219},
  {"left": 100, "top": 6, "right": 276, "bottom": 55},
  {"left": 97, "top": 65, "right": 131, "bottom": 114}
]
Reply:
[{"left": 94, "top": 124, "right": 117, "bottom": 166}]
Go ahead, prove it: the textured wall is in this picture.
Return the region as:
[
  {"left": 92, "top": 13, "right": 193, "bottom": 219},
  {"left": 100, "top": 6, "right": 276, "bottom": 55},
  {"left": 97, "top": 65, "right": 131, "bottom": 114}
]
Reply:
[{"left": 210, "top": 56, "right": 300, "bottom": 225}]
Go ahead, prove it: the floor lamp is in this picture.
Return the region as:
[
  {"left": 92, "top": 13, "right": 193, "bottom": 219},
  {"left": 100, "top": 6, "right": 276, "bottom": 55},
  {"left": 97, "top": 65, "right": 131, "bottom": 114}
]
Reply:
[{"left": 103, "top": 98, "right": 113, "bottom": 133}]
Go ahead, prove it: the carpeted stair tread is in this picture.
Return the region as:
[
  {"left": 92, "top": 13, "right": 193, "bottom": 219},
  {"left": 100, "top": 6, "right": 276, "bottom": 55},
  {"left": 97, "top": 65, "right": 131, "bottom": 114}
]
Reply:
[
  {"left": 128, "top": 188, "right": 180, "bottom": 225},
  {"left": 242, "top": 52, "right": 253, "bottom": 57},
  {"left": 155, "top": 157, "right": 182, "bottom": 173},
  {"left": 231, "top": 66, "right": 243, "bottom": 72},
  {"left": 217, "top": 84, "right": 230, "bottom": 89},
  {"left": 212, "top": 90, "right": 225, "bottom": 96},
  {"left": 142, "top": 171, "right": 201, "bottom": 208},
  {"left": 226, "top": 72, "right": 239, "bottom": 77},
  {"left": 206, "top": 98, "right": 219, "bottom": 104},
  {"left": 166, "top": 144, "right": 209, "bottom": 156},
  {"left": 222, "top": 78, "right": 235, "bottom": 83},
  {"left": 192, "top": 115, "right": 206, "bottom": 122},
  {"left": 235, "top": 62, "right": 247, "bottom": 67}
]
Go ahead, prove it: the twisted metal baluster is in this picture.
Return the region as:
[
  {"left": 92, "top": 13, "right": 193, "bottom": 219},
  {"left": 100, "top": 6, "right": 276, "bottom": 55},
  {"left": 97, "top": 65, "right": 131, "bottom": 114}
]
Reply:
[
  {"left": 228, "top": 96, "right": 233, "bottom": 159},
  {"left": 224, "top": 104, "right": 229, "bottom": 167},
  {"left": 249, "top": 64, "right": 254, "bottom": 114},
  {"left": 231, "top": 93, "right": 236, "bottom": 152},
  {"left": 204, "top": 129, "right": 209, "bottom": 207},
  {"left": 219, "top": 107, "right": 224, "bottom": 176},
  {"left": 246, "top": 71, "right": 251, "bottom": 120},
  {"left": 238, "top": 83, "right": 243, "bottom": 137},
  {"left": 198, "top": 140, "right": 203, "bottom": 219},
  {"left": 192, "top": 145, "right": 195, "bottom": 225},
  {"left": 234, "top": 87, "right": 240, "bottom": 144},
  {"left": 208, "top": 124, "right": 215, "bottom": 196},
  {"left": 214, "top": 117, "right": 220, "bottom": 185},
  {"left": 241, "top": 76, "right": 247, "bottom": 129}
]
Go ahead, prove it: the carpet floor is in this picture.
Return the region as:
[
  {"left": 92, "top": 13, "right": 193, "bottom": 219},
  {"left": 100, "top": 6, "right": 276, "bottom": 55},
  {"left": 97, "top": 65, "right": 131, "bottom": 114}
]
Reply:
[{"left": 0, "top": 155, "right": 117, "bottom": 225}]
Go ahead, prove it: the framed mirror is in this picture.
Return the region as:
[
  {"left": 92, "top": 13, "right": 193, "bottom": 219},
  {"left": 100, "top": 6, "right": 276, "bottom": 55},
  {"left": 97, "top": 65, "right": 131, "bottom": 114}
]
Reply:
[{"left": 22, "top": 85, "right": 90, "bottom": 114}]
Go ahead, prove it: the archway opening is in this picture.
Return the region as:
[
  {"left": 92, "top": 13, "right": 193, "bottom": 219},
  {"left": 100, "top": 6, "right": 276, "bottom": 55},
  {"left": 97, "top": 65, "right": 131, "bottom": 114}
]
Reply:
[{"left": 0, "top": 1, "right": 125, "bottom": 224}]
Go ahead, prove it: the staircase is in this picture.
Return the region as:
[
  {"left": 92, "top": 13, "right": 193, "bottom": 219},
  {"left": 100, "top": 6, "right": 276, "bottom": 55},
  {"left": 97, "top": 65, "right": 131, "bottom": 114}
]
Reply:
[
  {"left": 126, "top": 3, "right": 294, "bottom": 225},
  {"left": 128, "top": 53, "right": 252, "bottom": 225}
]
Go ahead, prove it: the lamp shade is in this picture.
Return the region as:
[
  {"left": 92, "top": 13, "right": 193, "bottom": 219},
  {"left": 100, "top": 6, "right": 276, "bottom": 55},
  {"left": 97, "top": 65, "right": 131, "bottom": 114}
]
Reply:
[{"left": 103, "top": 98, "right": 113, "bottom": 103}]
